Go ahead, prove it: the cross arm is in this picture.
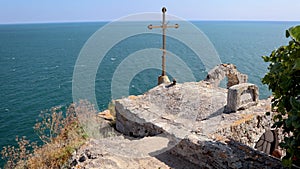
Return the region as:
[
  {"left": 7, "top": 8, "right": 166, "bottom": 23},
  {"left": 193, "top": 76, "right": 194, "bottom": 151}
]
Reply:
[
  {"left": 147, "top": 24, "right": 162, "bottom": 29},
  {"left": 166, "top": 24, "right": 179, "bottom": 29},
  {"left": 148, "top": 24, "right": 179, "bottom": 30}
]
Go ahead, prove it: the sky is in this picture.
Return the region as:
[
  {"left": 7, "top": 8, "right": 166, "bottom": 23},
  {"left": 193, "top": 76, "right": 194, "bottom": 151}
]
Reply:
[{"left": 0, "top": 0, "right": 299, "bottom": 24}]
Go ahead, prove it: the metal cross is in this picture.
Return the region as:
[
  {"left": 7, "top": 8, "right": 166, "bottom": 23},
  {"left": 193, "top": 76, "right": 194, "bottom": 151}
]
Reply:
[{"left": 148, "top": 7, "right": 179, "bottom": 78}]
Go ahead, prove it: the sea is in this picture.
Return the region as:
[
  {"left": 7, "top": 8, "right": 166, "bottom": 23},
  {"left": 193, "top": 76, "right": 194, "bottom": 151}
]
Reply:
[{"left": 0, "top": 21, "right": 299, "bottom": 166}]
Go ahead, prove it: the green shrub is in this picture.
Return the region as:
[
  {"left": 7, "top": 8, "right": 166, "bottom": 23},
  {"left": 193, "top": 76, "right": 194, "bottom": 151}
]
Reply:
[{"left": 262, "top": 25, "right": 300, "bottom": 167}]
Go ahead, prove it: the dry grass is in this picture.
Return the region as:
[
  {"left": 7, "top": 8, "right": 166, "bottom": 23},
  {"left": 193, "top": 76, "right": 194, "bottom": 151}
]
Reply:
[
  {"left": 76, "top": 100, "right": 118, "bottom": 139},
  {"left": 107, "top": 101, "right": 116, "bottom": 126},
  {"left": 1, "top": 100, "right": 108, "bottom": 169},
  {"left": 1, "top": 136, "right": 34, "bottom": 169},
  {"left": 232, "top": 114, "right": 255, "bottom": 127}
]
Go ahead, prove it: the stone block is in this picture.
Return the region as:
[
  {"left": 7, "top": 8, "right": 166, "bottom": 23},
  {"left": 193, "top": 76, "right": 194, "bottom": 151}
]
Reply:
[
  {"left": 115, "top": 101, "right": 164, "bottom": 137},
  {"left": 158, "top": 75, "right": 170, "bottom": 85},
  {"left": 225, "top": 83, "right": 259, "bottom": 113}
]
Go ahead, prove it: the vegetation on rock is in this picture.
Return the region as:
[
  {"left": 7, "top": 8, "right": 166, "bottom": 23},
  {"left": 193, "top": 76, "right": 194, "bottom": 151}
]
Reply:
[
  {"left": 262, "top": 25, "right": 300, "bottom": 167},
  {"left": 1, "top": 101, "right": 101, "bottom": 169}
]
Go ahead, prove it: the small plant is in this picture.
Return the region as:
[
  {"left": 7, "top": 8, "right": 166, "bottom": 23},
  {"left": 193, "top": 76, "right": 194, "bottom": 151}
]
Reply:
[
  {"left": 75, "top": 100, "right": 103, "bottom": 139},
  {"left": 34, "top": 106, "right": 65, "bottom": 144},
  {"left": 26, "top": 103, "right": 87, "bottom": 168},
  {"left": 1, "top": 136, "right": 35, "bottom": 169},
  {"left": 108, "top": 101, "right": 116, "bottom": 126},
  {"left": 1, "top": 101, "right": 98, "bottom": 169},
  {"left": 1, "top": 100, "right": 118, "bottom": 168}
]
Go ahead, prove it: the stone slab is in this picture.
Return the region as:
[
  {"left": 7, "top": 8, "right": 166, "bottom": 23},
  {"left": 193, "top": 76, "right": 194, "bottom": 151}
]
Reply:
[{"left": 225, "top": 83, "right": 259, "bottom": 113}]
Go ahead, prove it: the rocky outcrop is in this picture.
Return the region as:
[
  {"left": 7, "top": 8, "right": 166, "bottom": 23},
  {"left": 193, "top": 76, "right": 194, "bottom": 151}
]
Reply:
[
  {"left": 98, "top": 110, "right": 115, "bottom": 121},
  {"left": 113, "top": 80, "right": 284, "bottom": 168},
  {"left": 71, "top": 102, "right": 282, "bottom": 169},
  {"left": 205, "top": 63, "right": 248, "bottom": 88},
  {"left": 70, "top": 64, "right": 284, "bottom": 168}
]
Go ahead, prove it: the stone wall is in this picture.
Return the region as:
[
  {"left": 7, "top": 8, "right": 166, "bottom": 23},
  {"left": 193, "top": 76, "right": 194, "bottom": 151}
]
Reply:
[
  {"left": 170, "top": 100, "right": 284, "bottom": 168},
  {"left": 212, "top": 111, "right": 273, "bottom": 148},
  {"left": 115, "top": 101, "right": 164, "bottom": 137},
  {"left": 171, "top": 135, "right": 283, "bottom": 169}
]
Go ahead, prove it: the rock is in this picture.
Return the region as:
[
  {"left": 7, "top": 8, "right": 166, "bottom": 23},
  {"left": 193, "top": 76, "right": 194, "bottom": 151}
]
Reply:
[
  {"left": 170, "top": 135, "right": 283, "bottom": 169},
  {"left": 255, "top": 129, "right": 280, "bottom": 158},
  {"left": 85, "top": 149, "right": 92, "bottom": 159},
  {"left": 98, "top": 110, "right": 115, "bottom": 121},
  {"left": 205, "top": 63, "right": 248, "bottom": 88},
  {"left": 70, "top": 159, "right": 78, "bottom": 167},
  {"left": 69, "top": 137, "right": 199, "bottom": 169},
  {"left": 79, "top": 154, "right": 86, "bottom": 162}
]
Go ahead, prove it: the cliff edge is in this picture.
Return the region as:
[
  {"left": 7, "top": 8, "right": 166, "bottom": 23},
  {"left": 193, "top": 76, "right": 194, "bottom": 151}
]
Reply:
[{"left": 70, "top": 64, "right": 283, "bottom": 169}]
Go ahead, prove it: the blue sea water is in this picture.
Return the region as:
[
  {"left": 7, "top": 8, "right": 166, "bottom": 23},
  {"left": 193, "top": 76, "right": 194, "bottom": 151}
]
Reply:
[{"left": 0, "top": 21, "right": 298, "bottom": 165}]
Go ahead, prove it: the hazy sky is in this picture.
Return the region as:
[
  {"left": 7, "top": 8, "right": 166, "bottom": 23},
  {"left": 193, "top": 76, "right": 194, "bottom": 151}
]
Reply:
[{"left": 0, "top": 0, "right": 299, "bottom": 24}]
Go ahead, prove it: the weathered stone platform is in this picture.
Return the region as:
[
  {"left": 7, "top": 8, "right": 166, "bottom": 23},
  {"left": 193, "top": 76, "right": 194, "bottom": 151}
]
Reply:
[
  {"left": 113, "top": 80, "right": 283, "bottom": 168},
  {"left": 116, "top": 81, "right": 227, "bottom": 138},
  {"left": 71, "top": 64, "right": 285, "bottom": 169}
]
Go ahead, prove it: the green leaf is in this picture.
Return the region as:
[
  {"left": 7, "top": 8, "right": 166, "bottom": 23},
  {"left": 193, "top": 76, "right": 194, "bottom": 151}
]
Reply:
[
  {"left": 288, "top": 25, "right": 300, "bottom": 43},
  {"left": 286, "top": 30, "right": 290, "bottom": 38},
  {"left": 293, "top": 58, "right": 300, "bottom": 70},
  {"left": 282, "top": 158, "right": 292, "bottom": 167},
  {"left": 290, "top": 97, "right": 300, "bottom": 110}
]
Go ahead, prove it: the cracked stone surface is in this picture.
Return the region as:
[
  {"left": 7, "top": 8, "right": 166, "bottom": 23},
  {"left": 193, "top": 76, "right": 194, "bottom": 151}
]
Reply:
[
  {"left": 70, "top": 77, "right": 284, "bottom": 168},
  {"left": 112, "top": 80, "right": 284, "bottom": 168}
]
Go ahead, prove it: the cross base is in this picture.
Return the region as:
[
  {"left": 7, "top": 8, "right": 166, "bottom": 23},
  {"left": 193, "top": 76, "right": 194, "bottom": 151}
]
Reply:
[{"left": 158, "top": 75, "right": 170, "bottom": 85}]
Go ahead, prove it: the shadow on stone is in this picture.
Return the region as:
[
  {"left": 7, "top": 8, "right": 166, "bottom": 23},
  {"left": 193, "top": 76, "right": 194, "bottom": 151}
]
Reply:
[
  {"left": 152, "top": 149, "right": 200, "bottom": 169},
  {"left": 202, "top": 107, "right": 225, "bottom": 120}
]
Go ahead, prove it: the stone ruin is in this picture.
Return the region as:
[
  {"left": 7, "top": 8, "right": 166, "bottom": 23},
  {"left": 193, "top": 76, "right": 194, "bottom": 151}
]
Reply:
[
  {"left": 112, "top": 64, "right": 284, "bottom": 168},
  {"left": 70, "top": 64, "right": 284, "bottom": 169},
  {"left": 205, "top": 63, "right": 259, "bottom": 113},
  {"left": 225, "top": 83, "right": 259, "bottom": 113},
  {"left": 205, "top": 63, "right": 248, "bottom": 88}
]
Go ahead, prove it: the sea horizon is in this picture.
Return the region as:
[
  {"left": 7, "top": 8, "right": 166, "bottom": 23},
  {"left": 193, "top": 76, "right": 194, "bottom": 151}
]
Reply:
[
  {"left": 0, "top": 20, "right": 299, "bottom": 167},
  {"left": 0, "top": 19, "right": 299, "bottom": 25}
]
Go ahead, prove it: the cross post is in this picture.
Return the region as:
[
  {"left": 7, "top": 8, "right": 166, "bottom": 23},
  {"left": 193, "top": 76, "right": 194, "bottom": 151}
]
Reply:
[{"left": 148, "top": 7, "right": 179, "bottom": 85}]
